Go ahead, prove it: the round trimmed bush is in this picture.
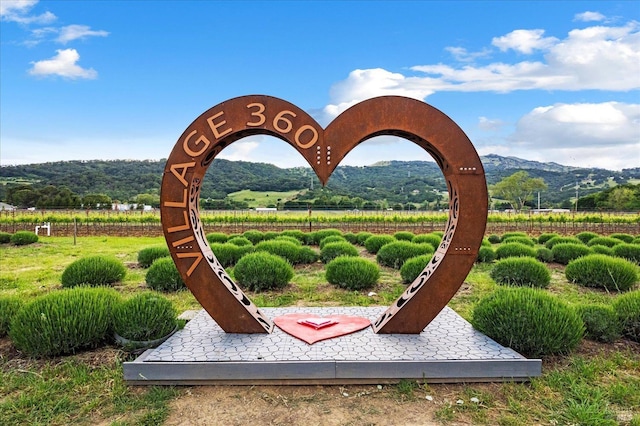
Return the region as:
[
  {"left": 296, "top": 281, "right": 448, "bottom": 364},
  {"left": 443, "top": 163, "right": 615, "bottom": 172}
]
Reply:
[
  {"left": 476, "top": 246, "right": 496, "bottom": 263},
  {"left": 61, "top": 255, "right": 126, "bottom": 288},
  {"left": 538, "top": 233, "right": 559, "bottom": 244},
  {"left": 587, "top": 236, "right": 622, "bottom": 248},
  {"left": 227, "top": 236, "right": 253, "bottom": 247},
  {"left": 0, "top": 296, "right": 23, "bottom": 337},
  {"left": 262, "top": 231, "right": 279, "bottom": 240},
  {"left": 243, "top": 230, "right": 264, "bottom": 244},
  {"left": 10, "top": 231, "right": 38, "bottom": 246},
  {"left": 613, "top": 290, "right": 640, "bottom": 342},
  {"left": 481, "top": 238, "right": 492, "bottom": 247},
  {"left": 576, "top": 231, "right": 599, "bottom": 244},
  {"left": 632, "top": 237, "right": 640, "bottom": 245},
  {"left": 610, "top": 233, "right": 634, "bottom": 244},
  {"left": 206, "top": 232, "right": 228, "bottom": 244},
  {"left": 490, "top": 257, "right": 551, "bottom": 288},
  {"left": 376, "top": 241, "right": 434, "bottom": 269},
  {"left": 577, "top": 304, "right": 622, "bottom": 343},
  {"left": 234, "top": 252, "right": 294, "bottom": 291},
  {"left": 326, "top": 256, "right": 380, "bottom": 290},
  {"left": 145, "top": 257, "right": 186, "bottom": 292},
  {"left": 274, "top": 235, "right": 302, "bottom": 246},
  {"left": 394, "top": 231, "right": 415, "bottom": 242},
  {"left": 551, "top": 243, "right": 592, "bottom": 265},
  {"left": 255, "top": 240, "right": 317, "bottom": 265},
  {"left": 612, "top": 243, "right": 640, "bottom": 264},
  {"left": 319, "top": 235, "right": 347, "bottom": 249},
  {"left": 295, "top": 246, "right": 320, "bottom": 264},
  {"left": 0, "top": 232, "right": 11, "bottom": 244},
  {"left": 501, "top": 232, "right": 528, "bottom": 240},
  {"left": 137, "top": 246, "right": 170, "bottom": 268},
  {"left": 536, "top": 247, "right": 554, "bottom": 263},
  {"left": 279, "top": 230, "right": 306, "bottom": 242},
  {"left": 343, "top": 232, "right": 359, "bottom": 244},
  {"left": 502, "top": 236, "right": 535, "bottom": 247},
  {"left": 113, "top": 292, "right": 177, "bottom": 342},
  {"left": 590, "top": 245, "right": 614, "bottom": 256},
  {"left": 545, "top": 236, "right": 583, "bottom": 249},
  {"left": 495, "top": 242, "right": 537, "bottom": 260},
  {"left": 400, "top": 254, "right": 433, "bottom": 283},
  {"left": 364, "top": 235, "right": 395, "bottom": 254},
  {"left": 308, "top": 229, "right": 342, "bottom": 245},
  {"left": 565, "top": 254, "right": 638, "bottom": 292},
  {"left": 9, "top": 287, "right": 121, "bottom": 357},
  {"left": 356, "top": 232, "right": 374, "bottom": 246},
  {"left": 210, "top": 243, "right": 252, "bottom": 267},
  {"left": 488, "top": 234, "right": 502, "bottom": 244},
  {"left": 320, "top": 242, "right": 359, "bottom": 264},
  {"left": 472, "top": 287, "right": 584, "bottom": 357},
  {"left": 411, "top": 234, "right": 441, "bottom": 250}
]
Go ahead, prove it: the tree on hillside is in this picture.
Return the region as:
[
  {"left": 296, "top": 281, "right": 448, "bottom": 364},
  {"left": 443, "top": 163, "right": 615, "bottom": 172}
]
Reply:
[{"left": 490, "top": 171, "right": 547, "bottom": 212}]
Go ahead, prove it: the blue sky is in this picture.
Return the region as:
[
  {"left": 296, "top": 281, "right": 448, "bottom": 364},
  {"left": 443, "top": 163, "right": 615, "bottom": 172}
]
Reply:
[{"left": 1, "top": 1, "right": 639, "bottom": 171}]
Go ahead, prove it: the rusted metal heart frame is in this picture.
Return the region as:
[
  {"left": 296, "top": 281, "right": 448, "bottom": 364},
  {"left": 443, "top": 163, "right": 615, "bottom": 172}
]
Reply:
[{"left": 160, "top": 95, "right": 487, "bottom": 334}]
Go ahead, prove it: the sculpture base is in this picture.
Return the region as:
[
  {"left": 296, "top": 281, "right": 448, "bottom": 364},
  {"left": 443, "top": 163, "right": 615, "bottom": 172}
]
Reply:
[{"left": 123, "top": 307, "right": 541, "bottom": 385}]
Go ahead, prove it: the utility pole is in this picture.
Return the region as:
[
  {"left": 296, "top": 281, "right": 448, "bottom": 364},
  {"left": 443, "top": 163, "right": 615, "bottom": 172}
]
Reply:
[{"left": 575, "top": 183, "right": 579, "bottom": 212}]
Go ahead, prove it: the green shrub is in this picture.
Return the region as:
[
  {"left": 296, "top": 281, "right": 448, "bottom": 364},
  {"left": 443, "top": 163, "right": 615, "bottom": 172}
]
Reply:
[
  {"left": 243, "top": 230, "right": 264, "bottom": 244},
  {"left": 587, "top": 236, "right": 622, "bottom": 248},
  {"left": 234, "top": 252, "right": 294, "bottom": 291},
  {"left": 472, "top": 287, "right": 583, "bottom": 357},
  {"left": 255, "top": 240, "right": 317, "bottom": 264},
  {"left": 577, "top": 304, "right": 622, "bottom": 343},
  {"left": 590, "top": 245, "right": 614, "bottom": 256},
  {"left": 343, "top": 232, "right": 359, "bottom": 244},
  {"left": 610, "top": 233, "right": 634, "bottom": 244},
  {"left": 308, "top": 228, "right": 342, "bottom": 245},
  {"left": 476, "top": 246, "right": 496, "bottom": 263},
  {"left": 262, "top": 231, "right": 279, "bottom": 240},
  {"left": 319, "top": 235, "right": 347, "bottom": 249},
  {"left": 325, "top": 256, "right": 380, "bottom": 290},
  {"left": 274, "top": 235, "right": 302, "bottom": 246},
  {"left": 210, "top": 243, "right": 252, "bottom": 267},
  {"left": 320, "top": 242, "right": 359, "bottom": 263},
  {"left": 296, "top": 246, "right": 320, "bottom": 264},
  {"left": 488, "top": 234, "right": 502, "bottom": 244},
  {"left": 137, "top": 246, "right": 170, "bottom": 268},
  {"left": 551, "top": 243, "right": 592, "bottom": 265},
  {"left": 279, "top": 230, "right": 306, "bottom": 242},
  {"left": 0, "top": 232, "right": 11, "bottom": 244},
  {"left": 205, "top": 232, "right": 228, "bottom": 244},
  {"left": 377, "top": 241, "right": 434, "bottom": 269},
  {"left": 394, "top": 231, "right": 415, "bottom": 242},
  {"left": 145, "top": 257, "right": 186, "bottom": 292},
  {"left": 545, "top": 236, "right": 583, "bottom": 249},
  {"left": 501, "top": 232, "right": 528, "bottom": 240},
  {"left": 227, "top": 236, "right": 253, "bottom": 247},
  {"left": 364, "top": 235, "right": 396, "bottom": 254},
  {"left": 113, "top": 292, "right": 176, "bottom": 342},
  {"left": 576, "top": 231, "right": 600, "bottom": 244},
  {"left": 495, "top": 242, "right": 537, "bottom": 259},
  {"left": 565, "top": 254, "right": 638, "bottom": 292},
  {"left": 612, "top": 243, "right": 640, "bottom": 264},
  {"left": 614, "top": 290, "right": 640, "bottom": 342},
  {"left": 538, "top": 233, "right": 559, "bottom": 244},
  {"left": 400, "top": 254, "right": 433, "bottom": 283},
  {"left": 10, "top": 231, "right": 38, "bottom": 246},
  {"left": 0, "top": 296, "right": 23, "bottom": 337},
  {"left": 411, "top": 234, "right": 441, "bottom": 250},
  {"left": 356, "top": 232, "right": 374, "bottom": 245},
  {"left": 61, "top": 255, "right": 126, "bottom": 288},
  {"left": 481, "top": 238, "right": 492, "bottom": 247},
  {"left": 632, "top": 237, "right": 640, "bottom": 245},
  {"left": 502, "top": 236, "right": 535, "bottom": 247},
  {"left": 9, "top": 287, "right": 121, "bottom": 357},
  {"left": 536, "top": 247, "right": 554, "bottom": 263},
  {"left": 490, "top": 257, "right": 551, "bottom": 288}
]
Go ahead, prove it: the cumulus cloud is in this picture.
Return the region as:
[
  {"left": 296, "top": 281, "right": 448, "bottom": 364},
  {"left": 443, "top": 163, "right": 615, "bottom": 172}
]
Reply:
[
  {"left": 56, "top": 25, "right": 109, "bottom": 44},
  {"left": 574, "top": 11, "right": 606, "bottom": 22},
  {"left": 28, "top": 49, "right": 97, "bottom": 79},
  {"left": 0, "top": 0, "right": 56, "bottom": 24},
  {"left": 478, "top": 117, "right": 506, "bottom": 131},
  {"left": 492, "top": 29, "right": 558, "bottom": 54}
]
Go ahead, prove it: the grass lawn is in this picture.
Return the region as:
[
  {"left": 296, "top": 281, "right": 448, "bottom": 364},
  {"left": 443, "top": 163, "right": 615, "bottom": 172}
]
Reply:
[
  {"left": 1, "top": 235, "right": 639, "bottom": 425},
  {"left": 226, "top": 189, "right": 305, "bottom": 208}
]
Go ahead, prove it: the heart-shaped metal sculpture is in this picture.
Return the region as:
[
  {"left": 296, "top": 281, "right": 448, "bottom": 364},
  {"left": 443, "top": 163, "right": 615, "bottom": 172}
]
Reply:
[
  {"left": 160, "top": 95, "right": 487, "bottom": 334},
  {"left": 273, "top": 314, "right": 371, "bottom": 344}
]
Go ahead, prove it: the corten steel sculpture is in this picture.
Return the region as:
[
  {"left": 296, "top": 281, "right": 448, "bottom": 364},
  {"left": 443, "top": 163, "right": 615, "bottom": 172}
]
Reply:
[{"left": 161, "top": 95, "right": 488, "bottom": 334}]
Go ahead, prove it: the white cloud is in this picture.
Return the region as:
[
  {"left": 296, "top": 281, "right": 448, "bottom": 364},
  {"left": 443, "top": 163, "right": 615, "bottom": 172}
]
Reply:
[
  {"left": 478, "top": 117, "right": 506, "bottom": 131},
  {"left": 492, "top": 29, "right": 558, "bottom": 54},
  {"left": 56, "top": 25, "right": 109, "bottom": 44},
  {"left": 28, "top": 49, "right": 97, "bottom": 79},
  {"left": 216, "top": 140, "right": 261, "bottom": 162},
  {"left": 445, "top": 46, "right": 491, "bottom": 62},
  {"left": 574, "top": 11, "right": 606, "bottom": 22},
  {"left": 0, "top": 0, "right": 56, "bottom": 24}
]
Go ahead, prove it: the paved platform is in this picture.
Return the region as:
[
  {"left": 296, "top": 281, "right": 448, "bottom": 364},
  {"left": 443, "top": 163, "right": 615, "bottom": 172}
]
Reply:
[{"left": 124, "top": 307, "right": 541, "bottom": 385}]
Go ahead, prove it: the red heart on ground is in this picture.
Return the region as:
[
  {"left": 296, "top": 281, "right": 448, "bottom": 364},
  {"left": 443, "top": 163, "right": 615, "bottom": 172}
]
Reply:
[{"left": 274, "top": 314, "right": 371, "bottom": 344}]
